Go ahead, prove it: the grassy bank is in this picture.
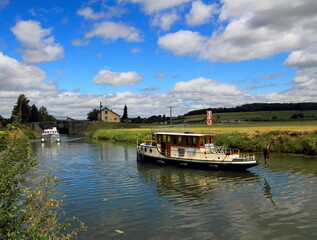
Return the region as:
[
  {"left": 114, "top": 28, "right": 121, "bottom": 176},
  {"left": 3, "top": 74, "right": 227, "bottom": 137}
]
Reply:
[{"left": 90, "top": 121, "right": 317, "bottom": 155}]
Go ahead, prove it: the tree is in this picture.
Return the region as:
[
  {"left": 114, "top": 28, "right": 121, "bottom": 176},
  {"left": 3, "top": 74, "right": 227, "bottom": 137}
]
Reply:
[
  {"left": 29, "top": 104, "right": 39, "bottom": 122},
  {"left": 38, "top": 106, "right": 54, "bottom": 121},
  {"left": 121, "top": 105, "right": 128, "bottom": 121},
  {"left": 11, "top": 94, "right": 30, "bottom": 123},
  {"left": 87, "top": 109, "right": 99, "bottom": 121}
]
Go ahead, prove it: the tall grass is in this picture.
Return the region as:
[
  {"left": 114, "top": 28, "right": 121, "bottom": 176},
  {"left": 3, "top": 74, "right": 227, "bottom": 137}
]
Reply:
[
  {"left": 90, "top": 128, "right": 317, "bottom": 155},
  {"left": 91, "top": 129, "right": 152, "bottom": 144},
  {"left": 214, "top": 131, "right": 317, "bottom": 155}
]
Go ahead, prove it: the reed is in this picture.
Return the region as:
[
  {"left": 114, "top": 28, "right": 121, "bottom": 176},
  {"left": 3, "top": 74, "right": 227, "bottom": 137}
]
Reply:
[{"left": 90, "top": 125, "right": 317, "bottom": 155}]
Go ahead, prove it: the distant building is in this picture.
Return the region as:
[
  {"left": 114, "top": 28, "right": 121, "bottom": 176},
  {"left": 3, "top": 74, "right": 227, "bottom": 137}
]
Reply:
[{"left": 99, "top": 107, "right": 120, "bottom": 122}]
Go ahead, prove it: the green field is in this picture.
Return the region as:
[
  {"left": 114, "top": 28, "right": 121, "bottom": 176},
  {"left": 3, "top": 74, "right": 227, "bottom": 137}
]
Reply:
[
  {"left": 187, "top": 121, "right": 317, "bottom": 134},
  {"left": 183, "top": 110, "right": 317, "bottom": 122}
]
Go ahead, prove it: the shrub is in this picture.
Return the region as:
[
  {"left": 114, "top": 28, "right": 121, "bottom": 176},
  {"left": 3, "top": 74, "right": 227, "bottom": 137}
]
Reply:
[{"left": 0, "top": 122, "right": 85, "bottom": 239}]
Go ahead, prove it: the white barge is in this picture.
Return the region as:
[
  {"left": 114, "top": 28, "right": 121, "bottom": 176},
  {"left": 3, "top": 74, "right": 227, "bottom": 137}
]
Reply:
[
  {"left": 41, "top": 127, "right": 61, "bottom": 143},
  {"left": 137, "top": 131, "right": 258, "bottom": 171}
]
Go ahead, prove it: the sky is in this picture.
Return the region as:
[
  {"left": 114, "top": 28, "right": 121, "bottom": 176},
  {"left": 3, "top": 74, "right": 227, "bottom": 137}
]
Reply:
[{"left": 0, "top": 0, "right": 317, "bottom": 119}]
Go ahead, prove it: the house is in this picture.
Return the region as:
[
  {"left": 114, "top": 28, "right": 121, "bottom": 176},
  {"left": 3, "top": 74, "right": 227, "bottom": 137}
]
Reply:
[{"left": 99, "top": 107, "right": 120, "bottom": 122}]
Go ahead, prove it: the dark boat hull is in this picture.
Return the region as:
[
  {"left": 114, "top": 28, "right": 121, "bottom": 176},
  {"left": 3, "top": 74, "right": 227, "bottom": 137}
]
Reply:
[{"left": 137, "top": 151, "right": 258, "bottom": 171}]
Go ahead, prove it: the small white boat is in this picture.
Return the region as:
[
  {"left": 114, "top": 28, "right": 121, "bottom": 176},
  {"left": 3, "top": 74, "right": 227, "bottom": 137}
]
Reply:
[
  {"left": 137, "top": 131, "right": 258, "bottom": 171},
  {"left": 41, "top": 127, "right": 61, "bottom": 142}
]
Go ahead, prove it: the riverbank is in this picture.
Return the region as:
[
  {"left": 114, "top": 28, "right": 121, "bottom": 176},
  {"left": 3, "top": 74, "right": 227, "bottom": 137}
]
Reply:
[{"left": 90, "top": 122, "right": 317, "bottom": 155}]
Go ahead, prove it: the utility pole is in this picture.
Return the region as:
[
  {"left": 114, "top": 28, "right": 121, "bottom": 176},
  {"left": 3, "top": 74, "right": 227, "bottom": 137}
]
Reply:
[
  {"left": 99, "top": 102, "right": 102, "bottom": 121},
  {"left": 170, "top": 106, "right": 172, "bottom": 125}
]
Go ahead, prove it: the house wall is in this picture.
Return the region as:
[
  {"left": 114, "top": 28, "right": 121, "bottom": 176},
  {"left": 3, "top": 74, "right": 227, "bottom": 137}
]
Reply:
[{"left": 100, "top": 108, "right": 120, "bottom": 122}]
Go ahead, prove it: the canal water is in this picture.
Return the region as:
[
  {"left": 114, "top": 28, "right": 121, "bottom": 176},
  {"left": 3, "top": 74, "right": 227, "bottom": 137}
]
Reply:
[{"left": 31, "top": 136, "right": 317, "bottom": 240}]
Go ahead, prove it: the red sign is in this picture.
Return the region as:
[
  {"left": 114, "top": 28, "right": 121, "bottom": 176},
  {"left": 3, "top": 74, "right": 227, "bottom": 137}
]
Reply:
[{"left": 206, "top": 110, "right": 212, "bottom": 126}]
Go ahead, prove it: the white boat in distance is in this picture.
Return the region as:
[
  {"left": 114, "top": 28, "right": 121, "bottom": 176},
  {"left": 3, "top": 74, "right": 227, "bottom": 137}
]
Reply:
[
  {"left": 41, "top": 127, "right": 61, "bottom": 142},
  {"left": 137, "top": 131, "right": 258, "bottom": 171}
]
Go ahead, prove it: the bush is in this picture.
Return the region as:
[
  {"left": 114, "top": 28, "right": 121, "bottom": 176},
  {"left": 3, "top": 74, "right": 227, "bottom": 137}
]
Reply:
[{"left": 0, "top": 122, "right": 85, "bottom": 239}]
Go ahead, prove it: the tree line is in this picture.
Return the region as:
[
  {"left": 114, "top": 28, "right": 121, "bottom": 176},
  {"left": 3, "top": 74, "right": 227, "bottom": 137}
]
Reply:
[
  {"left": 0, "top": 94, "right": 54, "bottom": 126},
  {"left": 185, "top": 102, "right": 317, "bottom": 116}
]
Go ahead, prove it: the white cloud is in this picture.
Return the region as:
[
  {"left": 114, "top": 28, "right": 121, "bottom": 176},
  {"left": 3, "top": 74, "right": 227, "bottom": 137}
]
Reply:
[
  {"left": 131, "top": 47, "right": 142, "bottom": 54},
  {"left": 185, "top": 1, "right": 217, "bottom": 26},
  {"left": 171, "top": 77, "right": 243, "bottom": 100},
  {"left": 158, "top": 0, "right": 317, "bottom": 102},
  {"left": 284, "top": 44, "right": 317, "bottom": 69},
  {"left": 11, "top": 20, "right": 64, "bottom": 64},
  {"left": 71, "top": 38, "right": 90, "bottom": 46},
  {"left": 0, "top": 52, "right": 55, "bottom": 91},
  {"left": 155, "top": 73, "right": 166, "bottom": 79},
  {"left": 152, "top": 10, "right": 179, "bottom": 31},
  {"left": 77, "top": 6, "right": 126, "bottom": 20},
  {"left": 126, "top": 0, "right": 191, "bottom": 13},
  {"left": 93, "top": 70, "right": 143, "bottom": 86},
  {"left": 85, "top": 21, "right": 143, "bottom": 42},
  {"left": 159, "top": 0, "right": 317, "bottom": 62},
  {"left": 158, "top": 30, "right": 207, "bottom": 56},
  {"left": 77, "top": 7, "right": 105, "bottom": 20}
]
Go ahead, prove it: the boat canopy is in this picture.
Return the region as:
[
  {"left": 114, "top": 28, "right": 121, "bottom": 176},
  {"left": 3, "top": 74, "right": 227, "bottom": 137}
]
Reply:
[{"left": 154, "top": 132, "right": 214, "bottom": 148}]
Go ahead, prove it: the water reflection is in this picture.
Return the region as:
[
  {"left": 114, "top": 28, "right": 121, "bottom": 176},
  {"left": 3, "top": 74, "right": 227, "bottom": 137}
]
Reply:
[
  {"left": 31, "top": 138, "right": 317, "bottom": 240},
  {"left": 263, "top": 178, "right": 276, "bottom": 206},
  {"left": 137, "top": 163, "right": 265, "bottom": 205}
]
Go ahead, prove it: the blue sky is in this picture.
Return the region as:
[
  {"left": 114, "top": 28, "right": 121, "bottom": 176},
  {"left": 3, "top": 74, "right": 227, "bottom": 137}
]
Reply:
[{"left": 0, "top": 0, "right": 316, "bottom": 119}]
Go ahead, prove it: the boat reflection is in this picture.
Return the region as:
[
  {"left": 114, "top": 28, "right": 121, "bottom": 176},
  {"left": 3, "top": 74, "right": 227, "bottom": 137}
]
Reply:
[{"left": 137, "top": 163, "right": 271, "bottom": 205}]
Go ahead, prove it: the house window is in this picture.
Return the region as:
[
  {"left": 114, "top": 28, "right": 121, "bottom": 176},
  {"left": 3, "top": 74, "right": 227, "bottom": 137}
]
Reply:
[
  {"left": 105, "top": 110, "right": 108, "bottom": 114},
  {"left": 105, "top": 117, "right": 108, "bottom": 121}
]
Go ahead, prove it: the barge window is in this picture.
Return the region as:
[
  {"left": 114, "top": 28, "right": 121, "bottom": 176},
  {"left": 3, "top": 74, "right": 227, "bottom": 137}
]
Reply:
[
  {"left": 186, "top": 137, "right": 191, "bottom": 145},
  {"left": 178, "top": 136, "right": 182, "bottom": 145},
  {"left": 173, "top": 136, "right": 177, "bottom": 144},
  {"left": 167, "top": 136, "right": 170, "bottom": 143},
  {"left": 192, "top": 137, "right": 197, "bottom": 145},
  {"left": 162, "top": 135, "right": 166, "bottom": 143}
]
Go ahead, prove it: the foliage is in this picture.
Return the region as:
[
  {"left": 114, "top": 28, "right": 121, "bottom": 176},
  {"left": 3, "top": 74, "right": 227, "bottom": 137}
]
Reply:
[
  {"left": 29, "top": 104, "right": 39, "bottom": 122},
  {"left": 121, "top": 105, "right": 128, "bottom": 121},
  {"left": 38, "top": 106, "right": 55, "bottom": 121},
  {"left": 185, "top": 102, "right": 317, "bottom": 116},
  {"left": 213, "top": 131, "right": 317, "bottom": 155},
  {"left": 11, "top": 94, "right": 31, "bottom": 123},
  {"left": 87, "top": 108, "right": 100, "bottom": 121},
  {"left": 10, "top": 95, "right": 54, "bottom": 124},
  {"left": 0, "top": 121, "right": 85, "bottom": 239}
]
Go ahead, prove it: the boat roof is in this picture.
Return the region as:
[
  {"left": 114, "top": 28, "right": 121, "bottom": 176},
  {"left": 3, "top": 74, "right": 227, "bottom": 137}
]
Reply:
[{"left": 154, "top": 132, "right": 214, "bottom": 137}]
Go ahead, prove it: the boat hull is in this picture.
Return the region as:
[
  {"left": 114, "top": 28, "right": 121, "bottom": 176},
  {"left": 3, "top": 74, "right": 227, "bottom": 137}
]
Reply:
[
  {"left": 41, "top": 134, "right": 61, "bottom": 142},
  {"left": 137, "top": 151, "right": 258, "bottom": 171}
]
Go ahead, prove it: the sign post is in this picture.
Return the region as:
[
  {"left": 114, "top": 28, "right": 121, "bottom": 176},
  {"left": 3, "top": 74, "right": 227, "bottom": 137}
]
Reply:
[{"left": 206, "top": 110, "right": 212, "bottom": 126}]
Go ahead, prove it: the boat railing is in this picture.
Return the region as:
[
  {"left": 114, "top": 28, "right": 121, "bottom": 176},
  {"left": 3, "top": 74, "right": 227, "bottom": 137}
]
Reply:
[{"left": 240, "top": 153, "right": 256, "bottom": 161}]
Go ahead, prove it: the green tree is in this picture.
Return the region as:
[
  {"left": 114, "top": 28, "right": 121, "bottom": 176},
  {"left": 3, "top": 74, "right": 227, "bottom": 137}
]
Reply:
[
  {"left": 29, "top": 104, "right": 39, "bottom": 122},
  {"left": 38, "top": 106, "right": 54, "bottom": 121},
  {"left": 121, "top": 105, "right": 128, "bottom": 121},
  {"left": 87, "top": 109, "right": 99, "bottom": 121},
  {"left": 11, "top": 94, "right": 30, "bottom": 123}
]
